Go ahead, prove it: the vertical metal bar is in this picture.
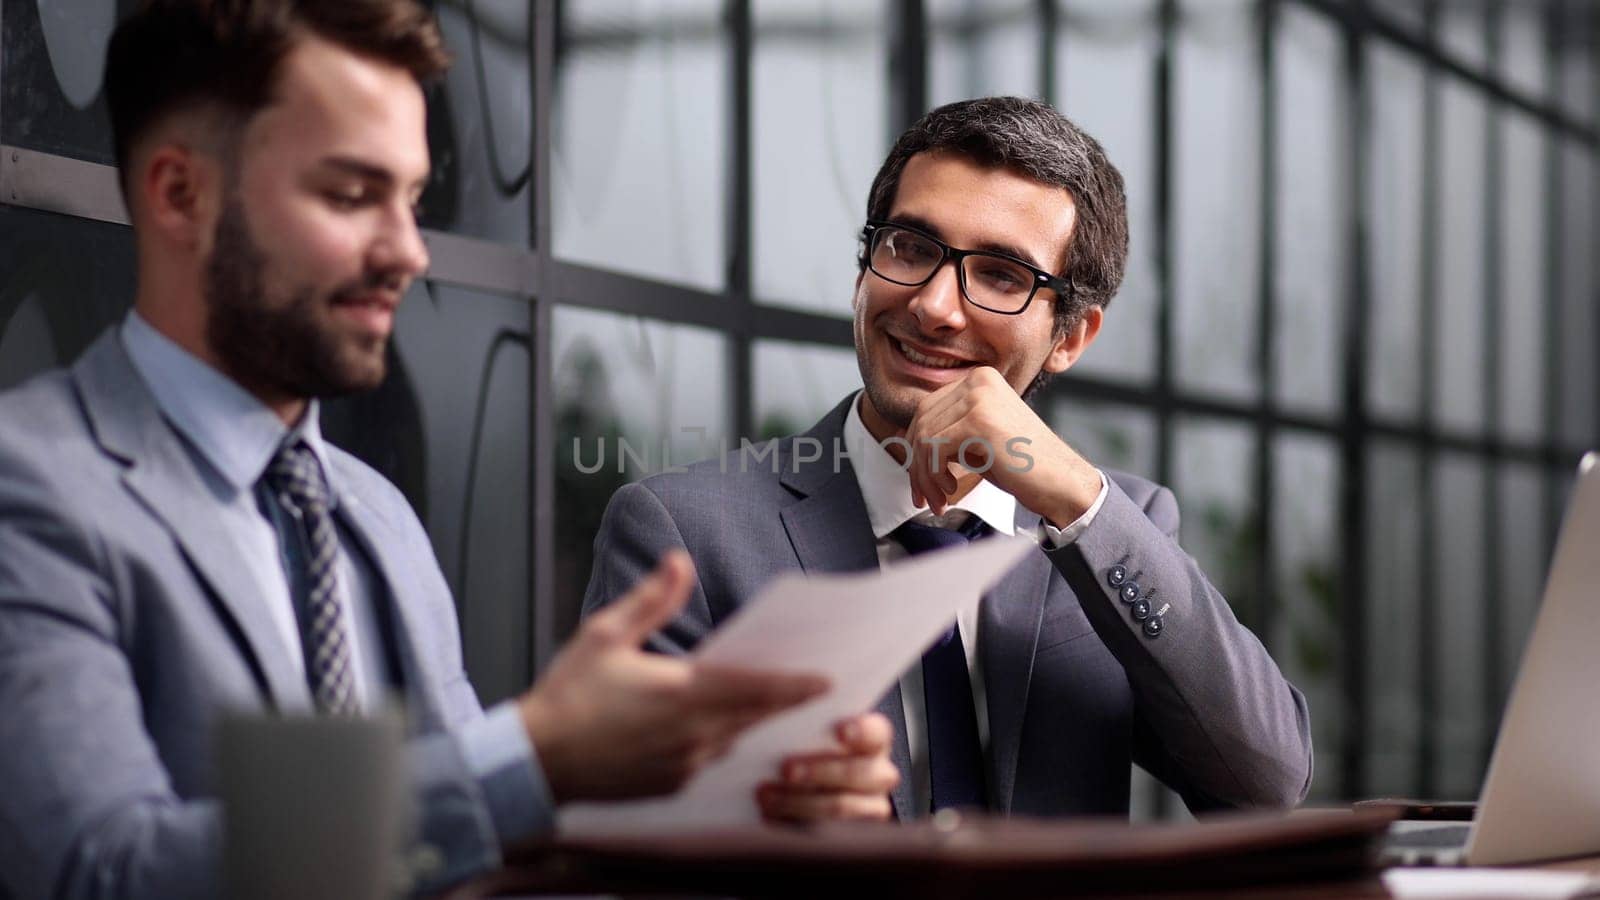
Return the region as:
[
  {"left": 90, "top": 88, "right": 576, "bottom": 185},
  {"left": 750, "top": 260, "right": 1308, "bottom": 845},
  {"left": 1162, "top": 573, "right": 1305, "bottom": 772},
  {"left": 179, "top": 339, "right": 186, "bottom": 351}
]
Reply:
[
  {"left": 1415, "top": 0, "right": 1442, "bottom": 799},
  {"left": 1254, "top": 0, "right": 1278, "bottom": 650},
  {"left": 0, "top": 0, "right": 9, "bottom": 196},
  {"left": 1151, "top": 0, "right": 1178, "bottom": 820},
  {"left": 729, "top": 0, "right": 755, "bottom": 442},
  {"left": 891, "top": 0, "right": 929, "bottom": 134},
  {"left": 0, "top": 0, "right": 7, "bottom": 159},
  {"left": 1480, "top": 0, "right": 1506, "bottom": 775},
  {"left": 1541, "top": 0, "right": 1564, "bottom": 580},
  {"left": 1155, "top": 0, "right": 1177, "bottom": 493},
  {"left": 1593, "top": 5, "right": 1600, "bottom": 450},
  {"left": 1339, "top": 0, "right": 1373, "bottom": 801},
  {"left": 1041, "top": 0, "right": 1060, "bottom": 103},
  {"left": 530, "top": 0, "right": 558, "bottom": 674}
]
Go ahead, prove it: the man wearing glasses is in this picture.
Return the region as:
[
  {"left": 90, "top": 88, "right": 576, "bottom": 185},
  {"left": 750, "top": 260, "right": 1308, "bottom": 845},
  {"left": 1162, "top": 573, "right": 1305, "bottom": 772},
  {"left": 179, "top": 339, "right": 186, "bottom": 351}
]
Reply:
[{"left": 583, "top": 97, "right": 1312, "bottom": 820}]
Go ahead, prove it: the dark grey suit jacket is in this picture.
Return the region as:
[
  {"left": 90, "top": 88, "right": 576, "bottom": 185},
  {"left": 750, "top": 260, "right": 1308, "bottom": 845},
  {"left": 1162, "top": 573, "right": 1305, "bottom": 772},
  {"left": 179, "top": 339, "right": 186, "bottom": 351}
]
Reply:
[
  {"left": 583, "top": 396, "right": 1313, "bottom": 819},
  {"left": 0, "top": 333, "right": 522, "bottom": 899}
]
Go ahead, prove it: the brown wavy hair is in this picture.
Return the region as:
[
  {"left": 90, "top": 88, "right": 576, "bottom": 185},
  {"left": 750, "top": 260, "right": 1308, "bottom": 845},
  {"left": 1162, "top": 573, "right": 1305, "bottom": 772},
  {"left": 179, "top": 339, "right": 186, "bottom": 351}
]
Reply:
[{"left": 106, "top": 0, "right": 450, "bottom": 193}]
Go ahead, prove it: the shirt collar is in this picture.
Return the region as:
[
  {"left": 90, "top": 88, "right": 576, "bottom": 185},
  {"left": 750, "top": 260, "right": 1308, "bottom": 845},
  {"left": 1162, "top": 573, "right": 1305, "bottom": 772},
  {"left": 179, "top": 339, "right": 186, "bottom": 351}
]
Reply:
[
  {"left": 120, "top": 310, "right": 339, "bottom": 501},
  {"left": 842, "top": 390, "right": 1017, "bottom": 539}
]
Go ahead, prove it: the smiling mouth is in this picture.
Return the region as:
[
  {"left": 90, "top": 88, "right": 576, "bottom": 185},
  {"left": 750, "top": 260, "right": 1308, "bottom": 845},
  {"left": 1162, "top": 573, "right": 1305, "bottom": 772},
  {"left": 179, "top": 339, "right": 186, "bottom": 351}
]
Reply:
[
  {"left": 335, "top": 291, "right": 400, "bottom": 311},
  {"left": 892, "top": 337, "right": 973, "bottom": 370}
]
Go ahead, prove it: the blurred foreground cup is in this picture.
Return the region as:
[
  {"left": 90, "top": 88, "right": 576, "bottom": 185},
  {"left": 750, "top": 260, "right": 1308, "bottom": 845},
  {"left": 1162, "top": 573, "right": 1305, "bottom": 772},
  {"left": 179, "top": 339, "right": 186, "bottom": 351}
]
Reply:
[{"left": 218, "top": 713, "right": 408, "bottom": 900}]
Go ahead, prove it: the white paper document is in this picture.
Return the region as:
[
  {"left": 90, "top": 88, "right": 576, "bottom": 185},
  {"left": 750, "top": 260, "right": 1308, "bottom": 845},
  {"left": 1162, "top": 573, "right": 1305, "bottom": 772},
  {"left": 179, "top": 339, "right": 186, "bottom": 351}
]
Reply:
[
  {"left": 1382, "top": 869, "right": 1600, "bottom": 899},
  {"left": 558, "top": 533, "right": 1038, "bottom": 835}
]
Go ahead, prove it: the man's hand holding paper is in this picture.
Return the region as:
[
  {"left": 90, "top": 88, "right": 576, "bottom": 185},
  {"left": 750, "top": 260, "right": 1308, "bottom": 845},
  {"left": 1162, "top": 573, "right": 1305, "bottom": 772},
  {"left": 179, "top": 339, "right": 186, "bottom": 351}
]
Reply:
[
  {"left": 759, "top": 712, "right": 900, "bottom": 823},
  {"left": 560, "top": 533, "right": 1036, "bottom": 834}
]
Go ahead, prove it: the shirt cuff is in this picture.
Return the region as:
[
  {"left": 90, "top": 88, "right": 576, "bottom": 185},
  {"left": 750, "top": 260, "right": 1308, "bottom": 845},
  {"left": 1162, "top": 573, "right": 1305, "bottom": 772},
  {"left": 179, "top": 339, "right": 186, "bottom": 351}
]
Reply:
[
  {"left": 1040, "top": 469, "right": 1109, "bottom": 547},
  {"left": 456, "top": 701, "right": 555, "bottom": 845}
]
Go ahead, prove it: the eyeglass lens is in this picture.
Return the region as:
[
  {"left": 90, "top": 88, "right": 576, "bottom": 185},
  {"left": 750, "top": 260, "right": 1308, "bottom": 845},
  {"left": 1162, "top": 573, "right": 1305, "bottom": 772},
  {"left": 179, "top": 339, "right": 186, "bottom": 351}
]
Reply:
[{"left": 869, "top": 226, "right": 1035, "bottom": 313}]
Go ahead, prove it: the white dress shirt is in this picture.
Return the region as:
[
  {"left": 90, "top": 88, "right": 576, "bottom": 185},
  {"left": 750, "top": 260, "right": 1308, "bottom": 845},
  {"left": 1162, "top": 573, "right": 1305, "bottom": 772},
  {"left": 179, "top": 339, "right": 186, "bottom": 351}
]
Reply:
[{"left": 840, "top": 391, "right": 1109, "bottom": 815}]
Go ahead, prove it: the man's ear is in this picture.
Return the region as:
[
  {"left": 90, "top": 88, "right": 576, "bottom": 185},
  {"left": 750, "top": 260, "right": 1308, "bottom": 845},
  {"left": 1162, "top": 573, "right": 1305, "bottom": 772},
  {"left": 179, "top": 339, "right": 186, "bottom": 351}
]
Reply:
[
  {"left": 137, "top": 141, "right": 225, "bottom": 253},
  {"left": 1043, "top": 305, "right": 1103, "bottom": 374}
]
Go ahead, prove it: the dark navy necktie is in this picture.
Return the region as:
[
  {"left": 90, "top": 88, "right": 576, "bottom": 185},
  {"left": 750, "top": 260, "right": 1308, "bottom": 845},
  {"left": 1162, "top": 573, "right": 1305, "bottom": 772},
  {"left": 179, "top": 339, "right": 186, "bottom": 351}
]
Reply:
[
  {"left": 265, "top": 439, "right": 359, "bottom": 716},
  {"left": 894, "top": 516, "right": 989, "bottom": 813}
]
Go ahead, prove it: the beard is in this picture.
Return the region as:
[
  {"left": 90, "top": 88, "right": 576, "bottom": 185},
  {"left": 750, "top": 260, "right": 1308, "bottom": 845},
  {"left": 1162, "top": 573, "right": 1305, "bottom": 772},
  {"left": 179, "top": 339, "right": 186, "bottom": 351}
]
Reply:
[
  {"left": 856, "top": 365, "right": 918, "bottom": 431},
  {"left": 203, "top": 197, "right": 390, "bottom": 403}
]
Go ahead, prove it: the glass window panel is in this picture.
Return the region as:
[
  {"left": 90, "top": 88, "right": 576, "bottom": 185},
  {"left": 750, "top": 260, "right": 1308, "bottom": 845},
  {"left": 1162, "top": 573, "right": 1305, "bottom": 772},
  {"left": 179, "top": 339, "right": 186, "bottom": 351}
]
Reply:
[
  {"left": 1368, "top": 0, "right": 1428, "bottom": 35},
  {"left": 1433, "top": 452, "right": 1488, "bottom": 799},
  {"left": 753, "top": 0, "right": 888, "bottom": 315},
  {"left": 1551, "top": 462, "right": 1578, "bottom": 544},
  {"left": 1172, "top": 418, "right": 1260, "bottom": 629},
  {"left": 0, "top": 0, "right": 118, "bottom": 162},
  {"left": 1496, "top": 464, "right": 1546, "bottom": 708},
  {"left": 0, "top": 205, "right": 133, "bottom": 385},
  {"left": 417, "top": 4, "right": 532, "bottom": 243},
  {"left": 1367, "top": 45, "right": 1426, "bottom": 421},
  {"left": 1555, "top": 12, "right": 1595, "bottom": 128},
  {"left": 1270, "top": 434, "right": 1340, "bottom": 800},
  {"left": 552, "top": 1, "right": 727, "bottom": 289},
  {"left": 1558, "top": 141, "right": 1597, "bottom": 449},
  {"left": 1434, "top": 81, "right": 1488, "bottom": 433},
  {"left": 1273, "top": 6, "right": 1343, "bottom": 416},
  {"left": 1498, "top": 3, "right": 1547, "bottom": 102},
  {"left": 1128, "top": 767, "right": 1170, "bottom": 823},
  {"left": 752, "top": 338, "right": 860, "bottom": 439},
  {"left": 1046, "top": 397, "right": 1158, "bottom": 480},
  {"left": 0, "top": 289, "right": 55, "bottom": 390},
  {"left": 1174, "top": 0, "right": 1261, "bottom": 401},
  {"left": 552, "top": 307, "right": 731, "bottom": 642},
  {"left": 330, "top": 281, "right": 533, "bottom": 704},
  {"left": 1497, "top": 110, "right": 1546, "bottom": 444},
  {"left": 1059, "top": 0, "right": 1160, "bottom": 384},
  {"left": 927, "top": 0, "right": 1038, "bottom": 106},
  {"left": 1439, "top": 0, "right": 1488, "bottom": 73},
  {"left": 1365, "top": 441, "right": 1424, "bottom": 797}
]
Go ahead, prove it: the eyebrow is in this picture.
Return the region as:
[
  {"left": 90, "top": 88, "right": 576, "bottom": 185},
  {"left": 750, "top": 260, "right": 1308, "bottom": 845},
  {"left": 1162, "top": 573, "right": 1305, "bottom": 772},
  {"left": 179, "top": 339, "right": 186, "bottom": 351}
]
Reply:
[
  {"left": 317, "top": 156, "right": 430, "bottom": 196},
  {"left": 887, "top": 213, "right": 1051, "bottom": 272}
]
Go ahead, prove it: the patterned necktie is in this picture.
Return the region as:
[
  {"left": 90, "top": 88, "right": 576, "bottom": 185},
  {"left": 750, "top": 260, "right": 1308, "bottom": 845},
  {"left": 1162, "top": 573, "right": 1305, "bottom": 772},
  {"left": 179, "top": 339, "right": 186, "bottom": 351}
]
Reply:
[
  {"left": 265, "top": 439, "right": 359, "bottom": 716},
  {"left": 894, "top": 515, "right": 990, "bottom": 812}
]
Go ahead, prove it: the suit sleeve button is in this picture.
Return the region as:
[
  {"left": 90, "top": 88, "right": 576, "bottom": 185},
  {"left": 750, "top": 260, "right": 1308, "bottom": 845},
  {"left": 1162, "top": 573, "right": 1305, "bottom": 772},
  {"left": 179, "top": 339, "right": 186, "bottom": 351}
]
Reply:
[
  {"left": 1131, "top": 599, "right": 1151, "bottom": 621},
  {"left": 1107, "top": 565, "right": 1128, "bottom": 587},
  {"left": 1143, "top": 616, "right": 1163, "bottom": 638},
  {"left": 1118, "top": 583, "right": 1140, "bottom": 604}
]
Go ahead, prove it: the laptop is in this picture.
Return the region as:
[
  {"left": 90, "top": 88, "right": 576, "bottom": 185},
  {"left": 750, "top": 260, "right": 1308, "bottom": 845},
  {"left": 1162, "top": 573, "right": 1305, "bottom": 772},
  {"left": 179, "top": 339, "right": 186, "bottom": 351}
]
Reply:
[{"left": 1383, "top": 452, "right": 1600, "bottom": 867}]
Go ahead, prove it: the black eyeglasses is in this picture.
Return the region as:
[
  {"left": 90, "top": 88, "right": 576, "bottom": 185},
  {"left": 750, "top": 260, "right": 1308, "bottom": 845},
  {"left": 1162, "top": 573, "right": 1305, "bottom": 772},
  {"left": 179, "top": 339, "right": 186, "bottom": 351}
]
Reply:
[{"left": 859, "top": 219, "right": 1073, "bottom": 315}]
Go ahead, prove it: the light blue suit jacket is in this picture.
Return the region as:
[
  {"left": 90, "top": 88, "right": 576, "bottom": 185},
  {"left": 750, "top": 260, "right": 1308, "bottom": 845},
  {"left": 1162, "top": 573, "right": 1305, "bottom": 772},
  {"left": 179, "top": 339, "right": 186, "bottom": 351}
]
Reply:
[
  {"left": 0, "top": 332, "right": 530, "bottom": 899},
  {"left": 584, "top": 396, "right": 1314, "bottom": 820}
]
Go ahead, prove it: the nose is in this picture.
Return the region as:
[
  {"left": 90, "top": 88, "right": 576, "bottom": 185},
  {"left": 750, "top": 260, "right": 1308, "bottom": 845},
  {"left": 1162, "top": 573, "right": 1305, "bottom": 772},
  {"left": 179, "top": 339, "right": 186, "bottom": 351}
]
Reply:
[
  {"left": 906, "top": 259, "right": 967, "bottom": 333},
  {"left": 372, "top": 202, "right": 431, "bottom": 280}
]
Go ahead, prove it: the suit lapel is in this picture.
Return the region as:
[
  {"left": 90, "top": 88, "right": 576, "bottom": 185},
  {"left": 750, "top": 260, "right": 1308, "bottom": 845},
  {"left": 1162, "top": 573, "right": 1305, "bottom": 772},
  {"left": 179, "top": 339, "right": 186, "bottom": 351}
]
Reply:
[
  {"left": 332, "top": 485, "right": 448, "bottom": 729},
  {"left": 778, "top": 399, "right": 914, "bottom": 818},
  {"left": 777, "top": 470, "right": 880, "bottom": 577},
  {"left": 777, "top": 398, "right": 879, "bottom": 578},
  {"left": 74, "top": 333, "right": 312, "bottom": 712},
  {"left": 980, "top": 509, "right": 1051, "bottom": 813}
]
